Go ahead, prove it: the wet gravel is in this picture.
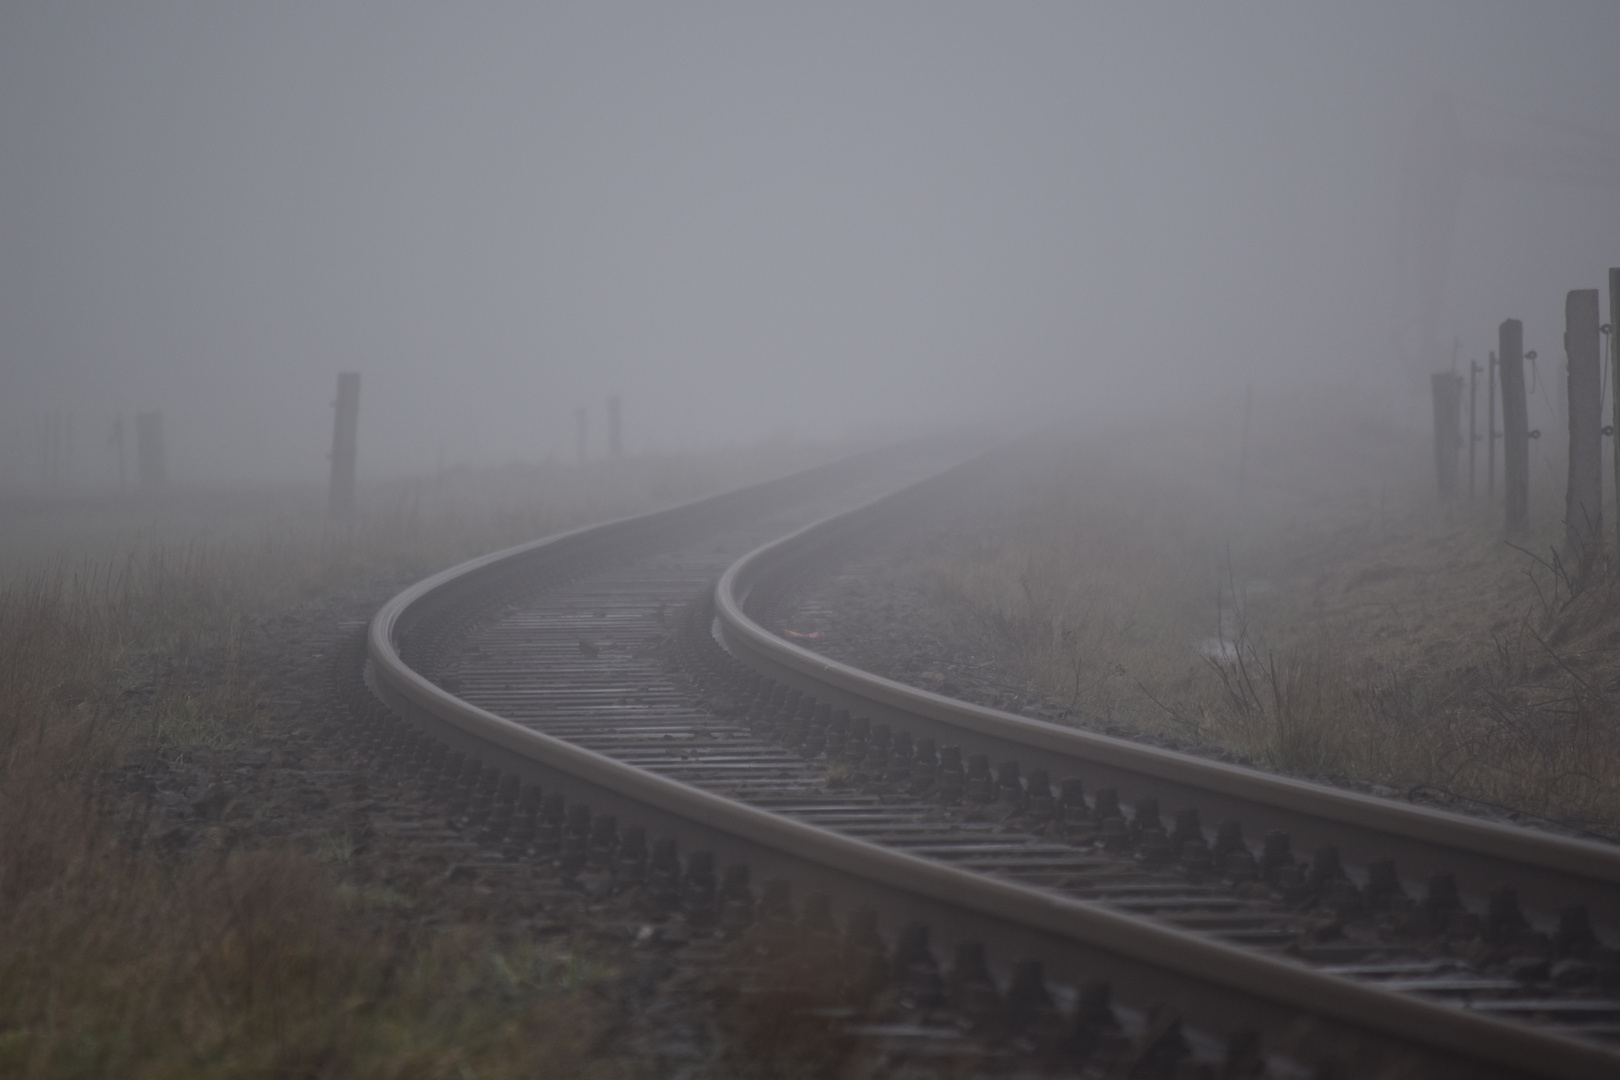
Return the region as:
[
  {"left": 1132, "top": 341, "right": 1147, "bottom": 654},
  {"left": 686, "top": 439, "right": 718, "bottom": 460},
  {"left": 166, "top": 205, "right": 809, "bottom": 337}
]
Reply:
[
  {"left": 99, "top": 579, "right": 748, "bottom": 1076},
  {"left": 101, "top": 573, "right": 1123, "bottom": 1078},
  {"left": 95, "top": 482, "right": 1611, "bottom": 1077}
]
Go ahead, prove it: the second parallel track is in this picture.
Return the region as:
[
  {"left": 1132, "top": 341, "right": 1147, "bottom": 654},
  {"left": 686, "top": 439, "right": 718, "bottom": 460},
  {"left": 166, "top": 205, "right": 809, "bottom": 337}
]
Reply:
[{"left": 367, "top": 442, "right": 1620, "bottom": 1079}]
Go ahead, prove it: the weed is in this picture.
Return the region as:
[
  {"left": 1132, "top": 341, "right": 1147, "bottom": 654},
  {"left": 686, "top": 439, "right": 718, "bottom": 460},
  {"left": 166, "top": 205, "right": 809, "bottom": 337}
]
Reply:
[
  {"left": 317, "top": 832, "right": 359, "bottom": 863},
  {"left": 334, "top": 883, "right": 415, "bottom": 912}
]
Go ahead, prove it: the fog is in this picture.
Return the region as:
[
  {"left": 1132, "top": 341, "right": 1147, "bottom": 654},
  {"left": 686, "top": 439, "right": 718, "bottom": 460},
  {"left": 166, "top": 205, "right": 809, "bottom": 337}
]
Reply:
[{"left": 2, "top": 3, "right": 1617, "bottom": 488}]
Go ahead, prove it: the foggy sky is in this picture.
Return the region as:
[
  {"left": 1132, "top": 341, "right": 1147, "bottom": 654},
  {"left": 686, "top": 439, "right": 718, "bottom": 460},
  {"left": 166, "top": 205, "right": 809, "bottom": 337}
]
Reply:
[{"left": 3, "top": 3, "right": 1618, "bottom": 485}]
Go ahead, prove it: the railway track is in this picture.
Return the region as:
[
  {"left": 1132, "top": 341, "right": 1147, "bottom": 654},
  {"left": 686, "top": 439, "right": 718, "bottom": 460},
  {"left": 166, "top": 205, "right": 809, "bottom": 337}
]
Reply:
[{"left": 366, "top": 442, "right": 1620, "bottom": 1078}]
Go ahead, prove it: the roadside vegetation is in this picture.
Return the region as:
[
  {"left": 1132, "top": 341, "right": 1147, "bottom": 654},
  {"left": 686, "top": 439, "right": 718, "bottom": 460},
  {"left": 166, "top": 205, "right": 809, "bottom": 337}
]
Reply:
[
  {"left": 925, "top": 398, "right": 1620, "bottom": 836},
  {"left": 0, "top": 443, "right": 838, "bottom": 1079}
]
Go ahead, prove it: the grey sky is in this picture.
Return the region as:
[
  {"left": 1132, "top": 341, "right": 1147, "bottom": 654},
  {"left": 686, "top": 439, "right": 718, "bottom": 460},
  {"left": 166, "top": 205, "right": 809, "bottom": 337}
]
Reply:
[{"left": 2, "top": 3, "right": 1617, "bottom": 484}]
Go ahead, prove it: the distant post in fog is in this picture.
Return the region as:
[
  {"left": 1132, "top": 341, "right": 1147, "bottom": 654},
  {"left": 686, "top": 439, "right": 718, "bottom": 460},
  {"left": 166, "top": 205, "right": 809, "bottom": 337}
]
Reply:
[
  {"left": 574, "top": 407, "right": 588, "bottom": 465},
  {"left": 1467, "top": 358, "right": 1481, "bottom": 499},
  {"left": 329, "top": 372, "right": 360, "bottom": 515},
  {"left": 1430, "top": 371, "right": 1462, "bottom": 501},
  {"left": 110, "top": 413, "right": 127, "bottom": 492},
  {"left": 607, "top": 395, "right": 622, "bottom": 459},
  {"left": 135, "top": 411, "right": 166, "bottom": 493},
  {"left": 38, "top": 413, "right": 63, "bottom": 489},
  {"left": 1499, "top": 319, "right": 1530, "bottom": 534},
  {"left": 1487, "top": 351, "right": 1498, "bottom": 496}
]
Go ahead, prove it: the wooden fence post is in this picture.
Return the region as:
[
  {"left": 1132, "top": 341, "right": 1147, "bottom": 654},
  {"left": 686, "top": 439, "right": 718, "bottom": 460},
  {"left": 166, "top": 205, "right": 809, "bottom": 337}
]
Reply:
[
  {"left": 1500, "top": 319, "right": 1530, "bottom": 533},
  {"left": 1564, "top": 290, "right": 1602, "bottom": 562},
  {"left": 1431, "top": 372, "right": 1463, "bottom": 500},
  {"left": 329, "top": 372, "right": 360, "bottom": 515},
  {"left": 1611, "top": 268, "right": 1620, "bottom": 565}
]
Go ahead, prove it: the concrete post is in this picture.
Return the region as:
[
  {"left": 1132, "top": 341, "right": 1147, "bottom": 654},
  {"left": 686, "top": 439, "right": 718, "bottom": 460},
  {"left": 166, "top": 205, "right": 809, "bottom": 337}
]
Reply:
[{"left": 329, "top": 372, "right": 360, "bottom": 515}]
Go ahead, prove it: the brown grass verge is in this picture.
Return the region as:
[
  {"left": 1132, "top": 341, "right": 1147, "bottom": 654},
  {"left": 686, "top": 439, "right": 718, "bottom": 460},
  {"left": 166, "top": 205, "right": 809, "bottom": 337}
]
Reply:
[
  {"left": 0, "top": 567, "right": 632, "bottom": 1079},
  {"left": 920, "top": 414, "right": 1620, "bottom": 835},
  {"left": 0, "top": 784, "right": 625, "bottom": 1078},
  {"left": 0, "top": 446, "right": 845, "bottom": 1079}
]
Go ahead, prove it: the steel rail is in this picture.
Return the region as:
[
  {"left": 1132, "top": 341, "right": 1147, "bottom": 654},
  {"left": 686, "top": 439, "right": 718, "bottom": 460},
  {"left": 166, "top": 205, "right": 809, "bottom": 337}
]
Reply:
[
  {"left": 364, "top": 460, "right": 1620, "bottom": 1078},
  {"left": 714, "top": 477, "right": 1620, "bottom": 942}
]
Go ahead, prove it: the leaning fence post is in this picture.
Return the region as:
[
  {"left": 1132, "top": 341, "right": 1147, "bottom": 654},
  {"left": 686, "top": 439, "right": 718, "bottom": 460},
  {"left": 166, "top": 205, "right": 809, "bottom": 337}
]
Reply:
[
  {"left": 1564, "top": 290, "right": 1602, "bottom": 562},
  {"left": 1431, "top": 371, "right": 1463, "bottom": 500},
  {"left": 1500, "top": 319, "right": 1530, "bottom": 534}
]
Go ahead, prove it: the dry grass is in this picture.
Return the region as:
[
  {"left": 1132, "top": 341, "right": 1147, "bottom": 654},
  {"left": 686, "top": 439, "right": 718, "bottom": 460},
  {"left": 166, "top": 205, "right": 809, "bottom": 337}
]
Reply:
[
  {"left": 0, "top": 443, "right": 847, "bottom": 1079},
  {"left": 924, "top": 402, "right": 1620, "bottom": 835},
  {"left": 0, "top": 561, "right": 630, "bottom": 1078},
  {"left": 0, "top": 789, "right": 625, "bottom": 1078}
]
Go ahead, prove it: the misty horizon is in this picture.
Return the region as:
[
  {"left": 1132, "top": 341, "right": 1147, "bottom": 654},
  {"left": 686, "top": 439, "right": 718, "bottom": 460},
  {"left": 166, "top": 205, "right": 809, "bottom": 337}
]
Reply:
[{"left": 3, "top": 3, "right": 1618, "bottom": 489}]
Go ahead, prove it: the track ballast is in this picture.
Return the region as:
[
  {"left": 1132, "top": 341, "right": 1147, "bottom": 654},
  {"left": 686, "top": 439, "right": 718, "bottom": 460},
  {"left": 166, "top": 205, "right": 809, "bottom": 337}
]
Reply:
[{"left": 368, "top": 443, "right": 1620, "bottom": 1079}]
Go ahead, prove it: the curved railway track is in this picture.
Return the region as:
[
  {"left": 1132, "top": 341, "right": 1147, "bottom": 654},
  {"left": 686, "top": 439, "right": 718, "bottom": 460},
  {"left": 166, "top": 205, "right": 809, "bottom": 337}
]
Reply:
[{"left": 366, "top": 442, "right": 1620, "bottom": 1079}]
